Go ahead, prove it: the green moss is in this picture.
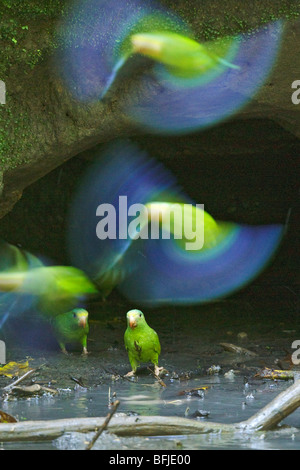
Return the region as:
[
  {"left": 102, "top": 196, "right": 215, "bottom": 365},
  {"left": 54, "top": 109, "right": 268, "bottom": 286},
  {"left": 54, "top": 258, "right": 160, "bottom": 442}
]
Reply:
[
  {"left": 0, "top": 1, "right": 66, "bottom": 166},
  {"left": 0, "top": 0, "right": 67, "bottom": 79},
  {"left": 168, "top": 1, "right": 300, "bottom": 41},
  {"left": 0, "top": 94, "right": 36, "bottom": 170},
  {"left": 0, "top": 0, "right": 299, "bottom": 170},
  {"left": 1, "top": 0, "right": 62, "bottom": 15}
]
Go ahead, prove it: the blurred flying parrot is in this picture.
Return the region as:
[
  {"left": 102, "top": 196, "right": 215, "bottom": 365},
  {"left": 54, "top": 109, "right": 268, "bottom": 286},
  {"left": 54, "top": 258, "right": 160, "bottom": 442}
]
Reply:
[
  {"left": 102, "top": 28, "right": 239, "bottom": 98},
  {"left": 124, "top": 309, "right": 162, "bottom": 376},
  {"left": 61, "top": 0, "right": 282, "bottom": 134},
  {"left": 130, "top": 31, "right": 239, "bottom": 78},
  {"left": 68, "top": 140, "right": 284, "bottom": 305},
  {"left": 0, "top": 241, "right": 97, "bottom": 352}
]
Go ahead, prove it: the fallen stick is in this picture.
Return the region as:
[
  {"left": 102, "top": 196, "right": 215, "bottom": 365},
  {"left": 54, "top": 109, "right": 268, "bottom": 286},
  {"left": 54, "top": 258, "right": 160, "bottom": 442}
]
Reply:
[
  {"left": 3, "top": 369, "right": 36, "bottom": 392},
  {"left": 0, "top": 415, "right": 238, "bottom": 441},
  {"left": 85, "top": 400, "right": 120, "bottom": 450},
  {"left": 11, "top": 384, "right": 58, "bottom": 395},
  {"left": 147, "top": 367, "right": 167, "bottom": 387},
  {"left": 0, "top": 380, "right": 300, "bottom": 442},
  {"left": 219, "top": 342, "right": 257, "bottom": 356},
  {"left": 241, "top": 379, "right": 300, "bottom": 431}
]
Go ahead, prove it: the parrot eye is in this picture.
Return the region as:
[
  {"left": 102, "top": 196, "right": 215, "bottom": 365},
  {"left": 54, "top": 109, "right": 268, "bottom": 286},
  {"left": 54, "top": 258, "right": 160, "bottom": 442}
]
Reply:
[
  {"left": 73, "top": 313, "right": 77, "bottom": 318},
  {"left": 139, "top": 313, "right": 142, "bottom": 317}
]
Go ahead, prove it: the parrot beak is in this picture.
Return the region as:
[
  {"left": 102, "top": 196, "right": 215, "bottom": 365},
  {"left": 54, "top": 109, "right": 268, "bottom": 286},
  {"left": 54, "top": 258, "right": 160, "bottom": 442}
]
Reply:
[
  {"left": 78, "top": 315, "right": 87, "bottom": 328},
  {"left": 128, "top": 316, "right": 137, "bottom": 329}
]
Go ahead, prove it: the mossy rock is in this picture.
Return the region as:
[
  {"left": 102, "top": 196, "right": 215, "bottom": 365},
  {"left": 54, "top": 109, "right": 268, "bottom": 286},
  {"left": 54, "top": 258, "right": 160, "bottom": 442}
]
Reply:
[{"left": 0, "top": 0, "right": 299, "bottom": 218}]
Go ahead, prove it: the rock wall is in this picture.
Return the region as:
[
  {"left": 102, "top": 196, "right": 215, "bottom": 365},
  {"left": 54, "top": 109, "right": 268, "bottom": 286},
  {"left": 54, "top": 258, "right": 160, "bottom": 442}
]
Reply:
[{"left": 0, "top": 0, "right": 299, "bottom": 219}]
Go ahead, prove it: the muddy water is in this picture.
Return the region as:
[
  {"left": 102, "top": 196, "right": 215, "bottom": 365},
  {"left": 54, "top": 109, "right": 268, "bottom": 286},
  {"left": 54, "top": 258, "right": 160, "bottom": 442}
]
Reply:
[{"left": 1, "top": 287, "right": 300, "bottom": 450}]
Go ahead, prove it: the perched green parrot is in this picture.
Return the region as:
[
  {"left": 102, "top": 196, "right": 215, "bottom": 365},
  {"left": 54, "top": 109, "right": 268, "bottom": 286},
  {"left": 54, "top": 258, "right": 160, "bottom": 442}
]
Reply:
[
  {"left": 124, "top": 309, "right": 162, "bottom": 377},
  {"left": 51, "top": 308, "right": 89, "bottom": 355}
]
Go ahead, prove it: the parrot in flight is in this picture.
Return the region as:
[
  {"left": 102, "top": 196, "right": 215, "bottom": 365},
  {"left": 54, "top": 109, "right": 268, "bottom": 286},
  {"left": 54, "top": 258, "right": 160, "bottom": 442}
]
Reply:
[
  {"left": 68, "top": 140, "right": 283, "bottom": 305},
  {"left": 60, "top": 0, "right": 282, "bottom": 133},
  {"left": 124, "top": 309, "right": 162, "bottom": 377},
  {"left": 0, "top": 241, "right": 97, "bottom": 314},
  {"left": 101, "top": 27, "right": 239, "bottom": 98},
  {"left": 130, "top": 31, "right": 239, "bottom": 78},
  {"left": 0, "top": 241, "right": 97, "bottom": 353}
]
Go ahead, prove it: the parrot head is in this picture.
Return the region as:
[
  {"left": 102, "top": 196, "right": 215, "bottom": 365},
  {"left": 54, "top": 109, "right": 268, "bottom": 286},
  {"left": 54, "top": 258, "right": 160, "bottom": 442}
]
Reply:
[
  {"left": 131, "top": 33, "right": 163, "bottom": 60},
  {"left": 126, "top": 309, "right": 146, "bottom": 330},
  {"left": 68, "top": 308, "right": 89, "bottom": 329}
]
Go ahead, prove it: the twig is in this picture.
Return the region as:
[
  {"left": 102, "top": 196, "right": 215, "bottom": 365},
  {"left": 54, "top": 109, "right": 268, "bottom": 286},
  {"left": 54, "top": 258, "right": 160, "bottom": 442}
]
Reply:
[
  {"left": 3, "top": 369, "right": 36, "bottom": 392},
  {"left": 11, "top": 384, "right": 58, "bottom": 395},
  {"left": 147, "top": 367, "right": 166, "bottom": 387},
  {"left": 70, "top": 376, "right": 86, "bottom": 388},
  {"left": 85, "top": 400, "right": 120, "bottom": 450},
  {"left": 220, "top": 343, "right": 257, "bottom": 356}
]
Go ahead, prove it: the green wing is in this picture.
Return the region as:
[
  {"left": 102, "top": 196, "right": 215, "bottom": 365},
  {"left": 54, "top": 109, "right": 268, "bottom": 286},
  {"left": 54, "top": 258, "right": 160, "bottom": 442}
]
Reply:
[{"left": 0, "top": 242, "right": 98, "bottom": 316}]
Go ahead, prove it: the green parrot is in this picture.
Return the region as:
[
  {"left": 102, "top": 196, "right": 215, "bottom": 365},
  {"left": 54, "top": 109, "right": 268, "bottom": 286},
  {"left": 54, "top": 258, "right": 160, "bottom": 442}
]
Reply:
[
  {"left": 51, "top": 308, "right": 89, "bottom": 355},
  {"left": 0, "top": 241, "right": 96, "bottom": 354},
  {"left": 0, "top": 265, "right": 97, "bottom": 316},
  {"left": 130, "top": 31, "right": 239, "bottom": 78},
  {"left": 124, "top": 309, "right": 162, "bottom": 377},
  {"left": 101, "top": 28, "right": 239, "bottom": 98}
]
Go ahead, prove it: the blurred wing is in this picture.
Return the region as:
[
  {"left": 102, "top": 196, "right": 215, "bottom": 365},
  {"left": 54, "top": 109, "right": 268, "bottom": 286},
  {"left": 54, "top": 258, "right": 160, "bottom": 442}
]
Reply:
[
  {"left": 67, "top": 139, "right": 181, "bottom": 293},
  {"left": 0, "top": 242, "right": 98, "bottom": 327},
  {"left": 57, "top": 0, "right": 282, "bottom": 134},
  {"left": 128, "top": 22, "right": 283, "bottom": 134},
  {"left": 119, "top": 223, "right": 283, "bottom": 305},
  {"left": 59, "top": 0, "right": 187, "bottom": 101},
  {"left": 68, "top": 140, "right": 283, "bottom": 305},
  {"left": 23, "top": 266, "right": 98, "bottom": 316},
  {"left": 0, "top": 241, "right": 41, "bottom": 328}
]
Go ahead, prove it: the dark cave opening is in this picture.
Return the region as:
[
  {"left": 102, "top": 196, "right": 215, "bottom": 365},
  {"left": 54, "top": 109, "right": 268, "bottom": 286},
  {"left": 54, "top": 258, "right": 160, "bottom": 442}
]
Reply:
[{"left": 0, "top": 118, "right": 299, "bottom": 311}]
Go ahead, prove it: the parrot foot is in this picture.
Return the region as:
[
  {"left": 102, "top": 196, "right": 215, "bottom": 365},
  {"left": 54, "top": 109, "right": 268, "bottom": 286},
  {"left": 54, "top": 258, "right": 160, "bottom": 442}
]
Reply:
[
  {"left": 124, "top": 370, "right": 136, "bottom": 378},
  {"left": 81, "top": 347, "right": 89, "bottom": 356},
  {"left": 154, "top": 365, "right": 166, "bottom": 377},
  {"left": 61, "top": 347, "right": 69, "bottom": 355}
]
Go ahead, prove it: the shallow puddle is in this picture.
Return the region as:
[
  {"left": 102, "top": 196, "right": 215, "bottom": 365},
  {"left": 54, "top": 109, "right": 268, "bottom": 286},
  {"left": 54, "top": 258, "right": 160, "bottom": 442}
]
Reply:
[
  {"left": 1, "top": 292, "right": 300, "bottom": 450},
  {"left": 1, "top": 373, "right": 300, "bottom": 450}
]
